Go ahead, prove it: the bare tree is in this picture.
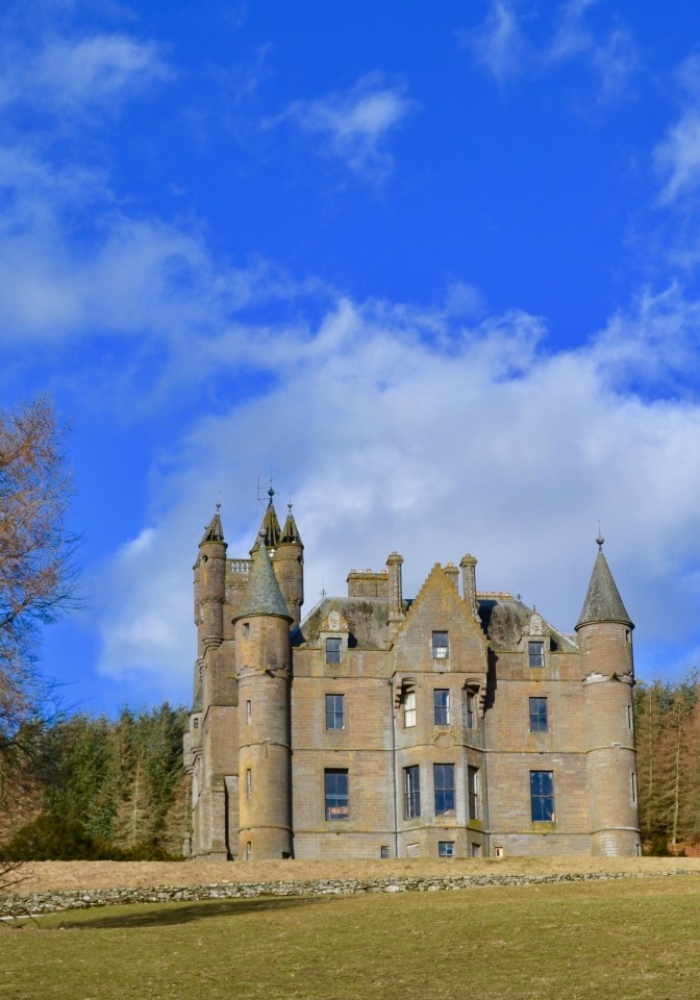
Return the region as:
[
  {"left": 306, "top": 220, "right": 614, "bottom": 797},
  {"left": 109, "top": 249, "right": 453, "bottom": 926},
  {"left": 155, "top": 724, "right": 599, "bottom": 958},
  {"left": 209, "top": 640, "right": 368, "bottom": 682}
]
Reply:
[{"left": 0, "top": 398, "right": 76, "bottom": 758}]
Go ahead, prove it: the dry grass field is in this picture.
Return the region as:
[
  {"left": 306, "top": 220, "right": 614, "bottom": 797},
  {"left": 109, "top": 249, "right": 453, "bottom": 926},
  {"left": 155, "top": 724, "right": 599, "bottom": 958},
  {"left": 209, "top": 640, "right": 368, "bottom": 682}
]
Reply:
[
  {"left": 10, "top": 853, "right": 700, "bottom": 893},
  {"left": 2, "top": 859, "right": 700, "bottom": 1000}
]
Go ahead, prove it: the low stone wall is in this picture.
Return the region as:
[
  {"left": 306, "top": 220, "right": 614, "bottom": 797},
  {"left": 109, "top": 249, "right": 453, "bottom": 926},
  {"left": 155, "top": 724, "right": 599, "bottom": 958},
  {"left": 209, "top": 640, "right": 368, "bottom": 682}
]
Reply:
[{"left": 2, "top": 868, "right": 699, "bottom": 918}]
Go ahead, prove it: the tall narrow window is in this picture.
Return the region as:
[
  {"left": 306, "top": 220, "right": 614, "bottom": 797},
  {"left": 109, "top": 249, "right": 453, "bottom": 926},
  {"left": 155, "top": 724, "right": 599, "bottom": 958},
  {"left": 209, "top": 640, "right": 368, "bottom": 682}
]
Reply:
[
  {"left": 530, "top": 771, "right": 554, "bottom": 822},
  {"left": 245, "top": 841, "right": 252, "bottom": 860},
  {"left": 325, "top": 637, "right": 342, "bottom": 664},
  {"left": 631, "top": 771, "right": 638, "bottom": 806},
  {"left": 434, "top": 689, "right": 450, "bottom": 726},
  {"left": 324, "top": 769, "right": 349, "bottom": 821},
  {"left": 242, "top": 622, "right": 250, "bottom": 637},
  {"left": 626, "top": 704, "right": 634, "bottom": 730},
  {"left": 246, "top": 700, "right": 252, "bottom": 725},
  {"left": 466, "top": 690, "right": 475, "bottom": 729},
  {"left": 404, "top": 689, "right": 416, "bottom": 728},
  {"left": 528, "top": 641, "right": 545, "bottom": 668},
  {"left": 468, "top": 765, "right": 480, "bottom": 820},
  {"left": 432, "top": 631, "right": 449, "bottom": 659},
  {"left": 246, "top": 768, "right": 252, "bottom": 800},
  {"left": 434, "top": 763, "right": 456, "bottom": 816},
  {"left": 529, "top": 697, "right": 548, "bottom": 733},
  {"left": 403, "top": 765, "right": 421, "bottom": 819},
  {"left": 325, "top": 694, "right": 345, "bottom": 730}
]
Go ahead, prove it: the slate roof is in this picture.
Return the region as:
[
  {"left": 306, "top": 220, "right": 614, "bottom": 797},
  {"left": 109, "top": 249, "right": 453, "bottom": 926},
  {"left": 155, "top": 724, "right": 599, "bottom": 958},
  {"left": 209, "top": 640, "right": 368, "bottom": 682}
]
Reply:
[
  {"left": 236, "top": 537, "right": 291, "bottom": 620},
  {"left": 477, "top": 596, "right": 577, "bottom": 651},
  {"left": 293, "top": 596, "right": 394, "bottom": 650},
  {"left": 200, "top": 510, "right": 225, "bottom": 543},
  {"left": 576, "top": 549, "right": 633, "bottom": 630}
]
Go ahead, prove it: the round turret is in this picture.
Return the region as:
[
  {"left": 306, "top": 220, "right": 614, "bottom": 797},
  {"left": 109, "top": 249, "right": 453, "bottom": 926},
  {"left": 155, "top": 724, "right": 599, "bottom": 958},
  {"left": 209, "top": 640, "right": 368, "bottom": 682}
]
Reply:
[
  {"left": 233, "top": 536, "right": 293, "bottom": 860},
  {"left": 197, "top": 508, "right": 227, "bottom": 651},
  {"left": 576, "top": 542, "right": 640, "bottom": 856}
]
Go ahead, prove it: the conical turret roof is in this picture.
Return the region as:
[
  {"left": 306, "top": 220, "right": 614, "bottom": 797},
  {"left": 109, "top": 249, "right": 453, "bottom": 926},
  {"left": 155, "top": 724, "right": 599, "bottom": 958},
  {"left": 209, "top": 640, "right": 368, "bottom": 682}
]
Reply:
[
  {"left": 576, "top": 545, "right": 633, "bottom": 630},
  {"left": 200, "top": 508, "right": 225, "bottom": 544},
  {"left": 236, "top": 534, "right": 291, "bottom": 620},
  {"left": 251, "top": 490, "right": 282, "bottom": 552},
  {"left": 281, "top": 503, "right": 303, "bottom": 545}
]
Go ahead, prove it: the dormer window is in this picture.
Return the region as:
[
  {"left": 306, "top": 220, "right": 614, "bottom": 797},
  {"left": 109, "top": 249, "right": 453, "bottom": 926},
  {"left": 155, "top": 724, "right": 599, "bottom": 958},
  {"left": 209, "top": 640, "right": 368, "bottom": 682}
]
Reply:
[
  {"left": 432, "top": 631, "right": 449, "bottom": 659},
  {"left": 326, "top": 637, "right": 342, "bottom": 664},
  {"left": 528, "top": 641, "right": 545, "bottom": 668}
]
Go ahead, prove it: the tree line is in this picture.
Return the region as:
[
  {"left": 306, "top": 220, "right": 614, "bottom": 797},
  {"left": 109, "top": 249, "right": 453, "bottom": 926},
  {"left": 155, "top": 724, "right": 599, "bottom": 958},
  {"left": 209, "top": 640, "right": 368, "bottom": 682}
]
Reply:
[
  {"left": 634, "top": 674, "right": 700, "bottom": 853},
  {"left": 0, "top": 704, "right": 189, "bottom": 860}
]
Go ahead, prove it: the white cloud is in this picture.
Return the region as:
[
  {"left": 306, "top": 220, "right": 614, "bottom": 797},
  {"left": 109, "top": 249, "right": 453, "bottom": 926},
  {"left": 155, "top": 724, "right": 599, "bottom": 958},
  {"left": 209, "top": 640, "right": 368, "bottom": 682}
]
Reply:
[
  {"left": 86, "top": 285, "right": 700, "bottom": 698},
  {"left": 656, "top": 111, "right": 700, "bottom": 205},
  {"left": 467, "top": 0, "right": 526, "bottom": 86},
  {"left": 0, "top": 33, "right": 171, "bottom": 116},
  {"left": 266, "top": 73, "right": 417, "bottom": 181},
  {"left": 468, "top": 0, "right": 637, "bottom": 99}
]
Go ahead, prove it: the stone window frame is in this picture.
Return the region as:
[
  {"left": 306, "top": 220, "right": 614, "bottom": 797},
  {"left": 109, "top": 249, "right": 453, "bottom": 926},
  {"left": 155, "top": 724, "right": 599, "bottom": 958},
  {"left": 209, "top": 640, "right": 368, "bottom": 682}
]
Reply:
[
  {"left": 529, "top": 696, "right": 548, "bottom": 733},
  {"left": 467, "top": 765, "right": 480, "bottom": 820},
  {"left": 527, "top": 640, "right": 545, "bottom": 668},
  {"left": 324, "top": 768, "right": 349, "bottom": 821},
  {"left": 325, "top": 693, "right": 345, "bottom": 730},
  {"left": 432, "top": 630, "right": 450, "bottom": 660},
  {"left": 433, "top": 688, "right": 451, "bottom": 726},
  {"left": 403, "top": 764, "right": 421, "bottom": 820},
  {"left": 434, "top": 762, "right": 456, "bottom": 817},
  {"left": 325, "top": 637, "right": 343, "bottom": 665},
  {"left": 530, "top": 770, "right": 555, "bottom": 822}
]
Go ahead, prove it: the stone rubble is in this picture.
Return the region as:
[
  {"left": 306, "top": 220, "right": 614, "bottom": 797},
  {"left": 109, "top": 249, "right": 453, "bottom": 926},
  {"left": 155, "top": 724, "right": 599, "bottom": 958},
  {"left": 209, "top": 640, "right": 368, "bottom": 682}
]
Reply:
[{"left": 1, "top": 868, "right": 699, "bottom": 918}]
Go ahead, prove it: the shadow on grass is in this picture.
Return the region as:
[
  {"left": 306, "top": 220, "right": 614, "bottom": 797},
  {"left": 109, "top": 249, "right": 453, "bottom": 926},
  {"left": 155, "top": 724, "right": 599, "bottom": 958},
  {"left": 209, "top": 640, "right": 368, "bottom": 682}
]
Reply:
[{"left": 55, "top": 895, "right": 331, "bottom": 930}]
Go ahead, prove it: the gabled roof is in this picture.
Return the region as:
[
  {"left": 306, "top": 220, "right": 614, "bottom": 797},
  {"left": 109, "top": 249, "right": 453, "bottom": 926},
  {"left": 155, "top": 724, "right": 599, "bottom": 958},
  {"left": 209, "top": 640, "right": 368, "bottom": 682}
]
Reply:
[
  {"left": 236, "top": 535, "right": 291, "bottom": 621},
  {"left": 200, "top": 509, "right": 225, "bottom": 544},
  {"left": 576, "top": 548, "right": 633, "bottom": 630}
]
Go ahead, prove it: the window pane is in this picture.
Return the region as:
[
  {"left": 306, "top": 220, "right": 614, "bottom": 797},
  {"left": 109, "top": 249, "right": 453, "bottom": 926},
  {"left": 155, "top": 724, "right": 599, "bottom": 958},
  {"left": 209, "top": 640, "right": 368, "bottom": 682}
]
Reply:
[
  {"left": 432, "top": 631, "right": 449, "bottom": 659},
  {"left": 434, "top": 689, "right": 450, "bottom": 725},
  {"left": 325, "top": 694, "right": 345, "bottom": 730},
  {"left": 438, "top": 841, "right": 454, "bottom": 857},
  {"left": 530, "top": 770, "right": 554, "bottom": 822},
  {"left": 325, "top": 769, "right": 349, "bottom": 820},
  {"left": 326, "top": 637, "right": 342, "bottom": 664},
  {"left": 528, "top": 641, "right": 544, "bottom": 668},
  {"left": 468, "top": 765, "right": 479, "bottom": 820},
  {"left": 404, "top": 765, "right": 421, "bottom": 819},
  {"left": 529, "top": 697, "right": 548, "bottom": 733},
  {"left": 404, "top": 690, "right": 416, "bottom": 728},
  {"left": 466, "top": 691, "right": 475, "bottom": 729},
  {"left": 434, "top": 763, "right": 455, "bottom": 816}
]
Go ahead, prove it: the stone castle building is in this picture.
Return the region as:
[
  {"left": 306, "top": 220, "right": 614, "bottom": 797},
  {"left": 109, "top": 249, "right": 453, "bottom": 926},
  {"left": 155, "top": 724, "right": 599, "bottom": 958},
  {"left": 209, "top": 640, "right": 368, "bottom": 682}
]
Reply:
[{"left": 184, "top": 493, "right": 641, "bottom": 860}]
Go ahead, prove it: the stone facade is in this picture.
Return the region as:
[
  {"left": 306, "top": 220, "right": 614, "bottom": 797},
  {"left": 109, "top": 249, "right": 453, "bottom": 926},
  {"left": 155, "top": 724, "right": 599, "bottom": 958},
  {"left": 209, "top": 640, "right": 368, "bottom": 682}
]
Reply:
[{"left": 184, "top": 501, "right": 641, "bottom": 860}]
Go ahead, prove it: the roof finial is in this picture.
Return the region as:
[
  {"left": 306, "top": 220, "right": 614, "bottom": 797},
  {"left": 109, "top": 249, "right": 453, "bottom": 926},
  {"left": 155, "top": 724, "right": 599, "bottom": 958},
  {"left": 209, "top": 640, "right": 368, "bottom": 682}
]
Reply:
[
  {"left": 216, "top": 501, "right": 221, "bottom": 513},
  {"left": 596, "top": 520, "right": 604, "bottom": 551},
  {"left": 267, "top": 482, "right": 275, "bottom": 506}
]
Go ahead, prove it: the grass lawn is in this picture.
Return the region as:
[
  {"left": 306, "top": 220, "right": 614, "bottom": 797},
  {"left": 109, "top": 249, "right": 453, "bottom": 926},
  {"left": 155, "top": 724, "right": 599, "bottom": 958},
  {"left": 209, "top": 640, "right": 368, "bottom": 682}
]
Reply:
[{"left": 2, "top": 876, "right": 700, "bottom": 999}]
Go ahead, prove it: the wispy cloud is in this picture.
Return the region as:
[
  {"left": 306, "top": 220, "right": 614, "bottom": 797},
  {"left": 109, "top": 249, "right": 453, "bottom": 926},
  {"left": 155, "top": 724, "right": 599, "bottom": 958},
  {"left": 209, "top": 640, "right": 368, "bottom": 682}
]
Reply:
[
  {"left": 265, "top": 73, "right": 417, "bottom": 182},
  {"left": 0, "top": 33, "right": 171, "bottom": 116},
  {"left": 655, "top": 57, "right": 700, "bottom": 206},
  {"left": 548, "top": 0, "right": 637, "bottom": 99},
  {"left": 465, "top": 0, "right": 526, "bottom": 87},
  {"left": 466, "top": 0, "right": 637, "bottom": 100}
]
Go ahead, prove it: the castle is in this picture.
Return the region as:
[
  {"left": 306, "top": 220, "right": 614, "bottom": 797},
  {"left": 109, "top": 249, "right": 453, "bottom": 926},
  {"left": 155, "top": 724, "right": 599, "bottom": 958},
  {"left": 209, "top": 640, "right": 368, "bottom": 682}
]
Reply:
[{"left": 184, "top": 493, "right": 641, "bottom": 860}]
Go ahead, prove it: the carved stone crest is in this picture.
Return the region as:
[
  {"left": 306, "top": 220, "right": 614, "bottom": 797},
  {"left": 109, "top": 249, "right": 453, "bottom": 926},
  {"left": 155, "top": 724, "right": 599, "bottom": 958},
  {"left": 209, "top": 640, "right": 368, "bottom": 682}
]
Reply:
[
  {"left": 321, "top": 608, "right": 348, "bottom": 632},
  {"left": 522, "top": 611, "right": 551, "bottom": 638}
]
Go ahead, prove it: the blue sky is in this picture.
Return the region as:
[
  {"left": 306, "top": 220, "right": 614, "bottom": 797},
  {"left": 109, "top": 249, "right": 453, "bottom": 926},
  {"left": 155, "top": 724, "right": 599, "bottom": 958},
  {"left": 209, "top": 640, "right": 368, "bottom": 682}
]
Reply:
[{"left": 6, "top": 0, "right": 700, "bottom": 715}]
